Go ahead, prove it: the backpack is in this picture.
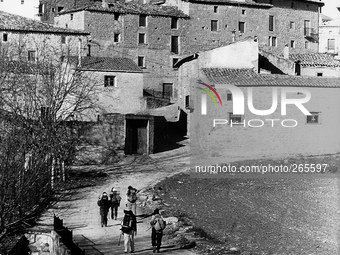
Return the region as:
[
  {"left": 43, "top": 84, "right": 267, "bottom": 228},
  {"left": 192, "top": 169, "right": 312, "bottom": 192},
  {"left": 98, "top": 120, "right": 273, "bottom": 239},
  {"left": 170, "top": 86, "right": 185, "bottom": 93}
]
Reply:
[
  {"left": 154, "top": 216, "right": 166, "bottom": 232},
  {"left": 128, "top": 189, "right": 137, "bottom": 203},
  {"left": 110, "top": 192, "right": 118, "bottom": 203},
  {"left": 121, "top": 214, "right": 133, "bottom": 233}
]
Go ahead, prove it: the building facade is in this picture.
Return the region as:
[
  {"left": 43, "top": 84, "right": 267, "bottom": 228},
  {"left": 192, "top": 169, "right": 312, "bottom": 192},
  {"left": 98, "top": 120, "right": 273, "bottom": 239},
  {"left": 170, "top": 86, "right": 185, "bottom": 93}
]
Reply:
[
  {"left": 319, "top": 18, "right": 340, "bottom": 54},
  {"left": 0, "top": 0, "right": 40, "bottom": 20}
]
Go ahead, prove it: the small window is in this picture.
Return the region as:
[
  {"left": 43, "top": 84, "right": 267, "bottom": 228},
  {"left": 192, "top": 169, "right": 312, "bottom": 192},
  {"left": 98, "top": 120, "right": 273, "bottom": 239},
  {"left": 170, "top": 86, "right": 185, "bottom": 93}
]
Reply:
[
  {"left": 114, "top": 13, "right": 120, "bottom": 21},
  {"left": 3, "top": 33, "right": 8, "bottom": 42},
  {"left": 21, "top": 0, "right": 24, "bottom": 4},
  {"left": 291, "top": 2, "right": 294, "bottom": 8},
  {"left": 306, "top": 112, "right": 320, "bottom": 124},
  {"left": 290, "top": 40, "right": 295, "bottom": 48},
  {"left": 138, "top": 56, "right": 145, "bottom": 68},
  {"left": 171, "top": 36, "right": 179, "bottom": 54},
  {"left": 211, "top": 20, "right": 218, "bottom": 32},
  {"left": 317, "top": 72, "right": 323, "bottom": 77},
  {"left": 28, "top": 50, "right": 36, "bottom": 61},
  {"left": 138, "top": 33, "right": 146, "bottom": 44},
  {"left": 172, "top": 58, "right": 179, "bottom": 68},
  {"left": 227, "top": 93, "right": 232, "bottom": 101},
  {"left": 185, "top": 95, "right": 190, "bottom": 109},
  {"left": 57, "top": 6, "right": 64, "bottom": 12},
  {"left": 269, "top": 36, "right": 277, "bottom": 46},
  {"left": 239, "top": 21, "right": 245, "bottom": 34},
  {"left": 114, "top": 33, "right": 120, "bottom": 42},
  {"left": 61, "top": 36, "right": 66, "bottom": 44},
  {"left": 269, "top": 15, "right": 274, "bottom": 31},
  {"left": 305, "top": 41, "right": 309, "bottom": 49},
  {"left": 171, "top": 17, "right": 178, "bottom": 29},
  {"left": 290, "top": 21, "right": 295, "bottom": 30},
  {"left": 104, "top": 76, "right": 116, "bottom": 87},
  {"left": 139, "top": 14, "right": 147, "bottom": 27},
  {"left": 163, "top": 83, "right": 173, "bottom": 99},
  {"left": 327, "top": 39, "right": 335, "bottom": 51},
  {"left": 241, "top": 9, "right": 246, "bottom": 15},
  {"left": 70, "top": 14, "right": 73, "bottom": 20},
  {"left": 213, "top": 6, "right": 218, "bottom": 13},
  {"left": 229, "top": 113, "right": 242, "bottom": 123},
  {"left": 87, "top": 45, "right": 91, "bottom": 56},
  {"left": 51, "top": 7, "right": 55, "bottom": 12}
]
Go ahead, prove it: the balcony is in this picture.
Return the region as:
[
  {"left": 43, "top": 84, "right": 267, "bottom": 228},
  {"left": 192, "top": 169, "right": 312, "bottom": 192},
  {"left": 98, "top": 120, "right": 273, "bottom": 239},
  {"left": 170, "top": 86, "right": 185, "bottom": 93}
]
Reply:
[{"left": 304, "top": 28, "right": 318, "bottom": 42}]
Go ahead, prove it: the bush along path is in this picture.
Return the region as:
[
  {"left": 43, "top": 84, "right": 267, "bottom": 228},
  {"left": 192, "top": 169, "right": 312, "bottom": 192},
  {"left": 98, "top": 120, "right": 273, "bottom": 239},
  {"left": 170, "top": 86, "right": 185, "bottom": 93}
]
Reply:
[{"left": 28, "top": 143, "right": 198, "bottom": 254}]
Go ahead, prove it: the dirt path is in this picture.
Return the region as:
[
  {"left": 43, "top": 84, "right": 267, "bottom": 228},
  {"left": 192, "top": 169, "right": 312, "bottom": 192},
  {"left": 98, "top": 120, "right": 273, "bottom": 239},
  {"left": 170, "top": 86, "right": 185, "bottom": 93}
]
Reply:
[{"left": 31, "top": 143, "right": 197, "bottom": 254}]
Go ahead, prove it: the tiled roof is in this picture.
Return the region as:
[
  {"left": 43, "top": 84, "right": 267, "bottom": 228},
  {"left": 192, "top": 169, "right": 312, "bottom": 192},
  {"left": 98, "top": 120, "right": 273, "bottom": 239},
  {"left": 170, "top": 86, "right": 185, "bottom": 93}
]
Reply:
[
  {"left": 60, "top": 2, "right": 189, "bottom": 18},
  {"left": 0, "top": 60, "right": 52, "bottom": 74},
  {"left": 289, "top": 53, "right": 340, "bottom": 67},
  {"left": 70, "top": 56, "right": 142, "bottom": 72},
  {"left": 0, "top": 11, "right": 89, "bottom": 35},
  {"left": 183, "top": 0, "right": 272, "bottom": 7},
  {"left": 202, "top": 68, "right": 340, "bottom": 88}
]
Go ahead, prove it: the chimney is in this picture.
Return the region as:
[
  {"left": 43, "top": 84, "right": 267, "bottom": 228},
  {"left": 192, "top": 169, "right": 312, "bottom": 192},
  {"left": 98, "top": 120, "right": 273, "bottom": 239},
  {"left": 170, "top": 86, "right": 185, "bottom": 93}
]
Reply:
[
  {"left": 102, "top": 0, "right": 109, "bottom": 8},
  {"left": 283, "top": 44, "right": 289, "bottom": 59}
]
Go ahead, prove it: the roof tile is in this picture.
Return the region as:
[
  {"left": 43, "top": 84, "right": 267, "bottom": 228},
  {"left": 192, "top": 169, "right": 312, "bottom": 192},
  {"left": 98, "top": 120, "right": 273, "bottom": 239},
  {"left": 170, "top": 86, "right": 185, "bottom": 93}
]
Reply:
[
  {"left": 202, "top": 68, "right": 340, "bottom": 88},
  {"left": 0, "top": 11, "right": 89, "bottom": 35},
  {"left": 289, "top": 53, "right": 340, "bottom": 68}
]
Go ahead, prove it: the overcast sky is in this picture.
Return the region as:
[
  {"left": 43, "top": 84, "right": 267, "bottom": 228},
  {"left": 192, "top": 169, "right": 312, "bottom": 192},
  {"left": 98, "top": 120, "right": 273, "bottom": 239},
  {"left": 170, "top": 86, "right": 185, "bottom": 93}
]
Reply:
[{"left": 322, "top": 0, "right": 340, "bottom": 19}]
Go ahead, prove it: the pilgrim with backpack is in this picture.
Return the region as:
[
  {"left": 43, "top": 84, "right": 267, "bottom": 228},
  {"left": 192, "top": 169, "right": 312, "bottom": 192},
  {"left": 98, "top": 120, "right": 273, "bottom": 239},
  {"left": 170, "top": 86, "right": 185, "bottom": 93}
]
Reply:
[
  {"left": 121, "top": 209, "right": 137, "bottom": 253},
  {"left": 109, "top": 187, "right": 122, "bottom": 220},
  {"left": 126, "top": 186, "right": 138, "bottom": 215},
  {"left": 150, "top": 209, "right": 166, "bottom": 253}
]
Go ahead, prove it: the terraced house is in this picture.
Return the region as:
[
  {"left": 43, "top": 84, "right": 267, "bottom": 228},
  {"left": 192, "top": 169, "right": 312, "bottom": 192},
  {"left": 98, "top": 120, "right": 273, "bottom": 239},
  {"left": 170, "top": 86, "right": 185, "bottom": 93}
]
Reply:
[{"left": 54, "top": 0, "right": 190, "bottom": 102}]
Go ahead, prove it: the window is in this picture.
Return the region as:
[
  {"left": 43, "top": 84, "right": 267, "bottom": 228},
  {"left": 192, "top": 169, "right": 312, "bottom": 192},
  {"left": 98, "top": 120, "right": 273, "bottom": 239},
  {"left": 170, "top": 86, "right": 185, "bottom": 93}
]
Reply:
[
  {"left": 51, "top": 7, "right": 55, "bottom": 13},
  {"left": 291, "top": 2, "right": 294, "bottom": 8},
  {"left": 172, "top": 58, "right": 179, "bottom": 68},
  {"left": 70, "top": 14, "right": 73, "bottom": 20},
  {"left": 57, "top": 6, "right": 64, "bottom": 12},
  {"left": 229, "top": 113, "right": 242, "bottom": 123},
  {"left": 327, "top": 39, "right": 335, "bottom": 51},
  {"left": 269, "top": 36, "right": 277, "bottom": 46},
  {"left": 185, "top": 95, "right": 190, "bottom": 109},
  {"left": 171, "top": 36, "right": 179, "bottom": 54},
  {"left": 28, "top": 50, "right": 36, "bottom": 61},
  {"left": 138, "top": 33, "right": 146, "bottom": 44},
  {"left": 241, "top": 9, "right": 246, "bottom": 15},
  {"left": 171, "top": 17, "right": 178, "bottom": 29},
  {"left": 213, "top": 6, "right": 218, "bottom": 13},
  {"left": 290, "top": 21, "right": 295, "bottom": 30},
  {"left": 139, "top": 14, "right": 147, "bottom": 27},
  {"left": 138, "top": 56, "right": 145, "bottom": 68},
  {"left": 304, "top": 20, "right": 311, "bottom": 36},
  {"left": 114, "top": 33, "right": 120, "bottom": 42},
  {"left": 114, "top": 13, "right": 120, "bottom": 21},
  {"left": 21, "top": 0, "right": 24, "bottom": 4},
  {"left": 61, "top": 36, "right": 66, "bottom": 44},
  {"left": 269, "top": 15, "right": 274, "bottom": 31},
  {"left": 306, "top": 112, "right": 320, "bottom": 124},
  {"left": 227, "top": 93, "right": 232, "bottom": 101},
  {"left": 211, "top": 20, "right": 218, "bottom": 31},
  {"left": 290, "top": 40, "right": 295, "bottom": 48},
  {"left": 3, "top": 33, "right": 8, "bottom": 42},
  {"left": 317, "top": 72, "right": 323, "bottom": 77},
  {"left": 87, "top": 45, "right": 91, "bottom": 56},
  {"left": 163, "top": 83, "right": 173, "bottom": 99},
  {"left": 238, "top": 22, "right": 245, "bottom": 34},
  {"left": 104, "top": 76, "right": 116, "bottom": 87},
  {"left": 305, "top": 41, "right": 309, "bottom": 49}
]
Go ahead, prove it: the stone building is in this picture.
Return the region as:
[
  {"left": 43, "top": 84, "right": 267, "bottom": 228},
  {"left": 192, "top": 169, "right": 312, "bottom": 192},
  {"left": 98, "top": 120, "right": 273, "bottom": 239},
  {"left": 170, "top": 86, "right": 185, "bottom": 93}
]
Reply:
[
  {"left": 54, "top": 1, "right": 190, "bottom": 99},
  {"left": 319, "top": 17, "right": 340, "bottom": 54},
  {"left": 0, "top": 11, "right": 89, "bottom": 62},
  {"left": 167, "top": 0, "right": 324, "bottom": 56}
]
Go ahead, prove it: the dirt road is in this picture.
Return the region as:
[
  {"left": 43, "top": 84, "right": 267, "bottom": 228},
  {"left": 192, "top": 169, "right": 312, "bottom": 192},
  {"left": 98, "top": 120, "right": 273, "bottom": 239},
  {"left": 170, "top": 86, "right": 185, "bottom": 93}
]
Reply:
[{"left": 31, "top": 142, "right": 197, "bottom": 254}]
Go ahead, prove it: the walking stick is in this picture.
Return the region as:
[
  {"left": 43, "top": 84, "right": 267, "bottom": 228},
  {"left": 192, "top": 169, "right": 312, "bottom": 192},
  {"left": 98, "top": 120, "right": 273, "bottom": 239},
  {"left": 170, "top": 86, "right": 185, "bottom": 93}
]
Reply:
[{"left": 118, "top": 232, "right": 122, "bottom": 246}]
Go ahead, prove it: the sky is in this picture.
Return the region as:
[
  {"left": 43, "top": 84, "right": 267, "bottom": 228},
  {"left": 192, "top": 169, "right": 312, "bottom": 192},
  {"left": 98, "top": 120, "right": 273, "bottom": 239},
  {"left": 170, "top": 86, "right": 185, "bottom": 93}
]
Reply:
[{"left": 321, "top": 0, "right": 340, "bottom": 19}]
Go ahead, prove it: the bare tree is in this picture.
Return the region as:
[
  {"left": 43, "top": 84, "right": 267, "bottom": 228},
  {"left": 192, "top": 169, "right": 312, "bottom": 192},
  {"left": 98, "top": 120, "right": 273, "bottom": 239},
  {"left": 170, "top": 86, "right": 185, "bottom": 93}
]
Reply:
[{"left": 0, "top": 39, "right": 103, "bottom": 246}]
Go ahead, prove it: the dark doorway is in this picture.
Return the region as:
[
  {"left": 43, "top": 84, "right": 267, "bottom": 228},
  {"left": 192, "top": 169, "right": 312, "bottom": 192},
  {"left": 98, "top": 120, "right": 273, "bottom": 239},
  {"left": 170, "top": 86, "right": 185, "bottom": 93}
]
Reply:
[{"left": 125, "top": 119, "right": 148, "bottom": 155}]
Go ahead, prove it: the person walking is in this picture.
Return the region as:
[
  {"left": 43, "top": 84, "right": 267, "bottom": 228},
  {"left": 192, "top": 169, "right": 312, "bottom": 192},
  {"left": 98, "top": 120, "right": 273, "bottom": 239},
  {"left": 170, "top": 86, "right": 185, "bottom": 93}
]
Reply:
[
  {"left": 150, "top": 208, "right": 166, "bottom": 253},
  {"left": 121, "top": 209, "right": 137, "bottom": 253},
  {"left": 97, "top": 192, "right": 111, "bottom": 227},
  {"left": 126, "top": 186, "right": 138, "bottom": 215},
  {"left": 109, "top": 187, "right": 122, "bottom": 220}
]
